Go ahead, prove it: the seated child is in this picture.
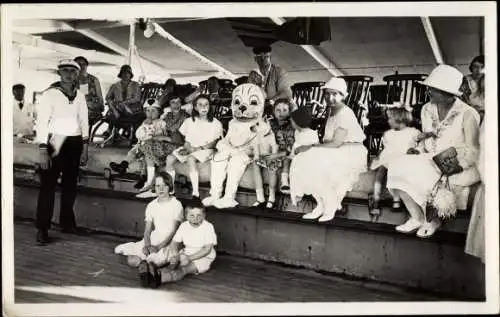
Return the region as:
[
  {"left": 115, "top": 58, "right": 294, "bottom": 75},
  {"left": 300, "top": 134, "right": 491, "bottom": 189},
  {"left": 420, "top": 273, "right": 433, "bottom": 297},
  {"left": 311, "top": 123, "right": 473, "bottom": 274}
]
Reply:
[
  {"left": 290, "top": 106, "right": 320, "bottom": 158},
  {"left": 369, "top": 103, "right": 420, "bottom": 221},
  {"left": 169, "top": 94, "right": 223, "bottom": 198},
  {"left": 251, "top": 99, "right": 294, "bottom": 208},
  {"left": 288, "top": 106, "right": 320, "bottom": 206},
  {"left": 114, "top": 171, "right": 183, "bottom": 288},
  {"left": 109, "top": 99, "right": 174, "bottom": 194},
  {"left": 148, "top": 199, "right": 217, "bottom": 286}
]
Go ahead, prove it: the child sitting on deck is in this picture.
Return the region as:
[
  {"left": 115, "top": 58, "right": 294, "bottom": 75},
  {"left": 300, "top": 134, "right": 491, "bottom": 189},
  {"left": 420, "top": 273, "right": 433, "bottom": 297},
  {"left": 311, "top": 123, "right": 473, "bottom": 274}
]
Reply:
[
  {"left": 368, "top": 103, "right": 421, "bottom": 221},
  {"left": 146, "top": 199, "right": 217, "bottom": 287},
  {"left": 114, "top": 172, "right": 183, "bottom": 284},
  {"left": 169, "top": 94, "right": 223, "bottom": 199}
]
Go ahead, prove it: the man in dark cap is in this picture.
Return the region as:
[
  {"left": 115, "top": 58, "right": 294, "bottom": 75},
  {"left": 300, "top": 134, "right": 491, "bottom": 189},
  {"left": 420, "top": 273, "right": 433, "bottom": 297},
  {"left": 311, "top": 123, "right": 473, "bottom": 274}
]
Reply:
[
  {"left": 251, "top": 46, "right": 295, "bottom": 113},
  {"left": 74, "top": 56, "right": 104, "bottom": 132}
]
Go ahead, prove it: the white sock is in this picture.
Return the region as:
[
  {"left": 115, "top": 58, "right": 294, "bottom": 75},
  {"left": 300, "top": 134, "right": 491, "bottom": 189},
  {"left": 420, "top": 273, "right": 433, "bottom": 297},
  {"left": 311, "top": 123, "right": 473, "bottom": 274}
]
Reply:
[
  {"left": 373, "top": 181, "right": 382, "bottom": 201},
  {"left": 146, "top": 166, "right": 155, "bottom": 185},
  {"left": 189, "top": 171, "right": 200, "bottom": 196},
  {"left": 281, "top": 172, "right": 289, "bottom": 186},
  {"left": 268, "top": 189, "right": 276, "bottom": 202},
  {"left": 256, "top": 188, "right": 265, "bottom": 202},
  {"left": 167, "top": 169, "right": 176, "bottom": 185}
]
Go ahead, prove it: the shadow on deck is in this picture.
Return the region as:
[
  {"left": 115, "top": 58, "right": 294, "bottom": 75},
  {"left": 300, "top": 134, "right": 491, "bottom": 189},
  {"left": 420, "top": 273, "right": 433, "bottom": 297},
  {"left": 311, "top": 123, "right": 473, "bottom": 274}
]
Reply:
[{"left": 13, "top": 220, "right": 446, "bottom": 303}]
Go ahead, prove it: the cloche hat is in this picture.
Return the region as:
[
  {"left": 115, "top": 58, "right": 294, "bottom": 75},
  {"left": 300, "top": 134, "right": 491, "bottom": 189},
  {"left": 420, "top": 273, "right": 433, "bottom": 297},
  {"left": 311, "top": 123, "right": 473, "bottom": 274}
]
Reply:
[
  {"left": 419, "top": 64, "right": 463, "bottom": 96},
  {"left": 322, "top": 77, "right": 348, "bottom": 97}
]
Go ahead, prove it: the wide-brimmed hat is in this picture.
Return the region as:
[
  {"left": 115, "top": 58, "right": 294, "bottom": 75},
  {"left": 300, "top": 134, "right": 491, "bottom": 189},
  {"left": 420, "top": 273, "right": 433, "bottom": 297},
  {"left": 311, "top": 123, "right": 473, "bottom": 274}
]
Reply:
[
  {"left": 322, "top": 77, "right": 348, "bottom": 97},
  {"left": 118, "top": 64, "right": 134, "bottom": 78},
  {"left": 419, "top": 64, "right": 463, "bottom": 96},
  {"left": 57, "top": 59, "right": 81, "bottom": 71}
]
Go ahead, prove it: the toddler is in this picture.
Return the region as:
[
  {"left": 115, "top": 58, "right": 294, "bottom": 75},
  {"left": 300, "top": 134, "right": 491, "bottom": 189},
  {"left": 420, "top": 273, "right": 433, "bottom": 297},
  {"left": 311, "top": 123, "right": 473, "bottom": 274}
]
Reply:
[
  {"left": 369, "top": 103, "right": 420, "bottom": 221},
  {"left": 114, "top": 172, "right": 183, "bottom": 287},
  {"left": 109, "top": 99, "right": 174, "bottom": 195},
  {"left": 168, "top": 94, "right": 223, "bottom": 198},
  {"left": 151, "top": 199, "right": 217, "bottom": 285}
]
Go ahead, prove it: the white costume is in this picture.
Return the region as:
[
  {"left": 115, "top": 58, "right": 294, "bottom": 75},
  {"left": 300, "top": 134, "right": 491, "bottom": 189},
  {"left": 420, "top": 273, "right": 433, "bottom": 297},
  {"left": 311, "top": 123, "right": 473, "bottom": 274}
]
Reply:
[
  {"left": 114, "top": 197, "right": 183, "bottom": 265},
  {"left": 202, "top": 83, "right": 270, "bottom": 209},
  {"left": 370, "top": 127, "right": 420, "bottom": 170}
]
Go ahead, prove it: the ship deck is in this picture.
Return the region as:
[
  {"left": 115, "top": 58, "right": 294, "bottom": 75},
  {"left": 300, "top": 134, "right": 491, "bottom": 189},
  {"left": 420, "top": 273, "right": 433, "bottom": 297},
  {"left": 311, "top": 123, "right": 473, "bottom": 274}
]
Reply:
[{"left": 12, "top": 219, "right": 446, "bottom": 303}]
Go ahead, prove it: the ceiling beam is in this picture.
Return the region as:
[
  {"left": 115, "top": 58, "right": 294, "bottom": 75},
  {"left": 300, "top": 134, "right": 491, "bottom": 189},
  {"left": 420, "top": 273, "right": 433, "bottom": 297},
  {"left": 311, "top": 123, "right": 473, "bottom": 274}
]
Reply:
[
  {"left": 269, "top": 17, "right": 343, "bottom": 77},
  {"left": 12, "top": 32, "right": 126, "bottom": 66},
  {"left": 420, "top": 17, "right": 445, "bottom": 64},
  {"left": 151, "top": 21, "right": 237, "bottom": 80},
  {"left": 64, "top": 23, "right": 169, "bottom": 77},
  {"left": 70, "top": 18, "right": 213, "bottom": 30}
]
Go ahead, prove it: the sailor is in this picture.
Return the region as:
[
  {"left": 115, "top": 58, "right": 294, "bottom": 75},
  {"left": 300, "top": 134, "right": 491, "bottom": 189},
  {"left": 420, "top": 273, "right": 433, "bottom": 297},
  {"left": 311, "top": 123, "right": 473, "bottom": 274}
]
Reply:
[{"left": 35, "top": 59, "right": 89, "bottom": 245}]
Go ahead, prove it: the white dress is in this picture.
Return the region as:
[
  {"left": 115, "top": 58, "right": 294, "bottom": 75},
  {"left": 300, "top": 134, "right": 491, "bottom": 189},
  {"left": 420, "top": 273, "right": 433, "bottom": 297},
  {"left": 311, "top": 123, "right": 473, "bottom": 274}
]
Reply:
[
  {"left": 174, "top": 117, "right": 223, "bottom": 163},
  {"left": 465, "top": 119, "right": 485, "bottom": 262},
  {"left": 114, "top": 197, "right": 183, "bottom": 263},
  {"left": 290, "top": 128, "right": 319, "bottom": 158},
  {"left": 289, "top": 106, "right": 367, "bottom": 211},
  {"left": 370, "top": 127, "right": 420, "bottom": 170},
  {"left": 387, "top": 99, "right": 481, "bottom": 210}
]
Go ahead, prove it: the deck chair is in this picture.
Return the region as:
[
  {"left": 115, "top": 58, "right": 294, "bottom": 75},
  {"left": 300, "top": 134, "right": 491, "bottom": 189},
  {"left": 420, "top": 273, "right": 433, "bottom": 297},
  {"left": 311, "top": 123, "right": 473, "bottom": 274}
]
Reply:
[
  {"left": 367, "top": 73, "right": 429, "bottom": 156},
  {"left": 90, "top": 82, "right": 163, "bottom": 147},
  {"left": 339, "top": 75, "right": 373, "bottom": 126}
]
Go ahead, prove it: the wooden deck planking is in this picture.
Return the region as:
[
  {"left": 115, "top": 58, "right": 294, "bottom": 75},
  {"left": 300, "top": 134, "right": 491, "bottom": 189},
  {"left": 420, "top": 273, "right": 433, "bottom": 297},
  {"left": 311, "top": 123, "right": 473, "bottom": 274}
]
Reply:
[{"left": 12, "top": 221, "right": 444, "bottom": 303}]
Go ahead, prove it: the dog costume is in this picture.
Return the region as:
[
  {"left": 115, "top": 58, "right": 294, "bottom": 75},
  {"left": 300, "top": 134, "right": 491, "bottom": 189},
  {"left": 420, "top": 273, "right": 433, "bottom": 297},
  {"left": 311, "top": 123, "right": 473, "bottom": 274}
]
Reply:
[{"left": 202, "top": 83, "right": 271, "bottom": 209}]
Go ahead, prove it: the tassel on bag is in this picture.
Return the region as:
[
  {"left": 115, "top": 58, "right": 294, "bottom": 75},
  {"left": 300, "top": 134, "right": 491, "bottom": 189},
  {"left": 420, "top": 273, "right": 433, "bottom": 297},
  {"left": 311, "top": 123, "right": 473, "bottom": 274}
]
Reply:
[{"left": 426, "top": 175, "right": 457, "bottom": 221}]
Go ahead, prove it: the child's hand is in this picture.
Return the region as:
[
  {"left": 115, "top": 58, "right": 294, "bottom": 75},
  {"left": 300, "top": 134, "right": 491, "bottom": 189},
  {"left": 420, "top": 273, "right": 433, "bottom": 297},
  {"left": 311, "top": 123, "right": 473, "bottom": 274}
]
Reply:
[
  {"left": 142, "top": 246, "right": 151, "bottom": 256},
  {"left": 416, "top": 131, "right": 436, "bottom": 142},
  {"left": 149, "top": 245, "right": 160, "bottom": 254}
]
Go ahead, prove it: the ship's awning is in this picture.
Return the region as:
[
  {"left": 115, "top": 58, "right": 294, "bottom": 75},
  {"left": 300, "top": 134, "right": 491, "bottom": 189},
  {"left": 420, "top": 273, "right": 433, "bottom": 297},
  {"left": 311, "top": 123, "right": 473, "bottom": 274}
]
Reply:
[{"left": 11, "top": 16, "right": 483, "bottom": 92}]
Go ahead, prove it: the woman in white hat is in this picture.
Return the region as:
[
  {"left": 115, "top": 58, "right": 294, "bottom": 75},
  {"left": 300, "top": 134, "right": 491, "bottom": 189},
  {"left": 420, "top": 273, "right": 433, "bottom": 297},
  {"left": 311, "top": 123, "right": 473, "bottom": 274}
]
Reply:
[
  {"left": 290, "top": 77, "right": 367, "bottom": 222},
  {"left": 386, "top": 65, "right": 481, "bottom": 238}
]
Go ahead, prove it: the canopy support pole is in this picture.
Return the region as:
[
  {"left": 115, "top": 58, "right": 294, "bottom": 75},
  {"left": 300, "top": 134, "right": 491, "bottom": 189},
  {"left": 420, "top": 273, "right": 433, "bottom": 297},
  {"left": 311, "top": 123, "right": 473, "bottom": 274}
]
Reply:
[{"left": 420, "top": 17, "right": 445, "bottom": 64}]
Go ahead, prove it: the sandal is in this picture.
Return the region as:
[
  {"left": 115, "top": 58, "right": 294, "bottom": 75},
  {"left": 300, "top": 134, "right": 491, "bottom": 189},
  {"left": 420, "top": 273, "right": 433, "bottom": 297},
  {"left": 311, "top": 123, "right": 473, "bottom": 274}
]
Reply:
[
  {"left": 392, "top": 200, "right": 402, "bottom": 212},
  {"left": 138, "top": 260, "right": 150, "bottom": 288},
  {"left": 266, "top": 200, "right": 275, "bottom": 209},
  {"left": 252, "top": 201, "right": 266, "bottom": 208}
]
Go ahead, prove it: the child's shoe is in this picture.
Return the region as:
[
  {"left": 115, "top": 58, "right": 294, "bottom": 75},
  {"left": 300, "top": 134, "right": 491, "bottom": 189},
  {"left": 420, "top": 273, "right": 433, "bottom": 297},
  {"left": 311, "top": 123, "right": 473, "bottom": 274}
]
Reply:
[
  {"left": 138, "top": 261, "right": 151, "bottom": 288},
  {"left": 391, "top": 200, "right": 402, "bottom": 212},
  {"left": 109, "top": 160, "right": 129, "bottom": 175},
  {"left": 134, "top": 175, "right": 147, "bottom": 189},
  {"left": 395, "top": 218, "right": 423, "bottom": 234}
]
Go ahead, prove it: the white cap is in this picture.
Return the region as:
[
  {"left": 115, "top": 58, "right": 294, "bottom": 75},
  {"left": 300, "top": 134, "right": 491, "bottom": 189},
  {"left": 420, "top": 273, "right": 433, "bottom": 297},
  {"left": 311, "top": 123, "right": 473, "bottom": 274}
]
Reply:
[
  {"left": 419, "top": 64, "right": 463, "bottom": 96},
  {"left": 57, "top": 59, "right": 81, "bottom": 71},
  {"left": 323, "top": 77, "right": 348, "bottom": 97}
]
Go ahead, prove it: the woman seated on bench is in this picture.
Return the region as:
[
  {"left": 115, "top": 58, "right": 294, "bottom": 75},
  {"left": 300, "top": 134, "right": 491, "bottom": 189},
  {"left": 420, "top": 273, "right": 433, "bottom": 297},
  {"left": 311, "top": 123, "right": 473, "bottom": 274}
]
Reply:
[{"left": 104, "top": 64, "right": 145, "bottom": 140}]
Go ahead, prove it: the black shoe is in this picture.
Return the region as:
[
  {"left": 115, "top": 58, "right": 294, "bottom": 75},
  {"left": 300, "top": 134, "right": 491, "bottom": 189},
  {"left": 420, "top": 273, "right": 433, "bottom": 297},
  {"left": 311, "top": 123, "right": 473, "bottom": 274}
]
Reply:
[
  {"left": 134, "top": 176, "right": 147, "bottom": 189},
  {"left": 61, "top": 226, "right": 89, "bottom": 236},
  {"left": 138, "top": 261, "right": 150, "bottom": 288},
  {"left": 109, "top": 161, "right": 129, "bottom": 175},
  {"left": 148, "top": 262, "right": 161, "bottom": 289},
  {"left": 36, "top": 230, "right": 50, "bottom": 246}
]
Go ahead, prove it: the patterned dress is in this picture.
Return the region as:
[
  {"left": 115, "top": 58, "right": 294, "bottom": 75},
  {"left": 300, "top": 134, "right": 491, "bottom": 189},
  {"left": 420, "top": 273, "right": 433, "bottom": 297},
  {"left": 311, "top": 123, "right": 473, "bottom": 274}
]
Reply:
[{"left": 141, "top": 110, "right": 191, "bottom": 166}]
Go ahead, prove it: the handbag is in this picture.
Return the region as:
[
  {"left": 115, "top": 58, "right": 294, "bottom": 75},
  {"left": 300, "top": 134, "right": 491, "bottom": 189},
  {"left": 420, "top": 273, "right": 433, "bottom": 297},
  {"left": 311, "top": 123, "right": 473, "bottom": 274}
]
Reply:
[
  {"left": 432, "top": 147, "right": 463, "bottom": 176},
  {"left": 426, "top": 175, "right": 457, "bottom": 221}
]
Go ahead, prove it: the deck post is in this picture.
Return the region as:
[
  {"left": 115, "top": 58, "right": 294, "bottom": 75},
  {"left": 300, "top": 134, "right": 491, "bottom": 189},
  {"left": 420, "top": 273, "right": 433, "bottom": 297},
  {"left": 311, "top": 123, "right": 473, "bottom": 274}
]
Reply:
[{"left": 420, "top": 17, "right": 445, "bottom": 64}]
